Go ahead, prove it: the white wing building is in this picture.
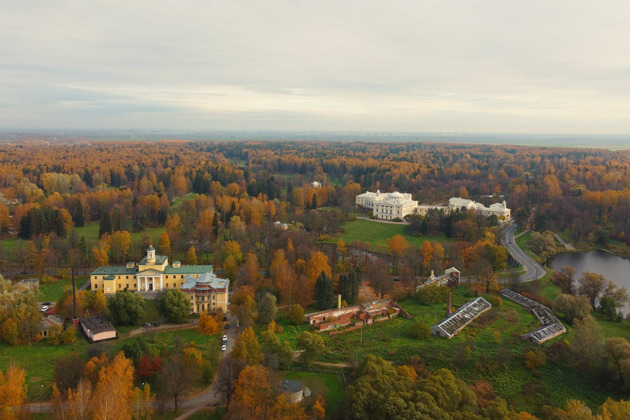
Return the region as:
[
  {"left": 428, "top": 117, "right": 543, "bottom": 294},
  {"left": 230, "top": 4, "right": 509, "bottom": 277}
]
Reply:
[
  {"left": 417, "top": 197, "right": 511, "bottom": 221},
  {"left": 355, "top": 190, "right": 418, "bottom": 220}
]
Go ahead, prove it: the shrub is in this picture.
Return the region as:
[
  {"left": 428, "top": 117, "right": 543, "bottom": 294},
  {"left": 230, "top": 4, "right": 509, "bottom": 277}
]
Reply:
[
  {"left": 47, "top": 323, "right": 64, "bottom": 346},
  {"left": 56, "top": 269, "right": 72, "bottom": 280},
  {"left": 40, "top": 275, "right": 55, "bottom": 285},
  {"left": 524, "top": 350, "right": 546, "bottom": 370},
  {"left": 59, "top": 325, "right": 77, "bottom": 345},
  {"left": 416, "top": 284, "right": 449, "bottom": 305},
  {"left": 485, "top": 295, "right": 503, "bottom": 307},
  {"left": 409, "top": 321, "right": 431, "bottom": 340}
]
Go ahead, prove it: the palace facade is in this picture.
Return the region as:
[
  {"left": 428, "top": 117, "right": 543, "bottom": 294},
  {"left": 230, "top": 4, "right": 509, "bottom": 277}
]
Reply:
[
  {"left": 355, "top": 190, "right": 418, "bottom": 220},
  {"left": 417, "top": 197, "right": 511, "bottom": 221},
  {"left": 356, "top": 190, "right": 511, "bottom": 222},
  {"left": 90, "top": 246, "right": 229, "bottom": 312}
]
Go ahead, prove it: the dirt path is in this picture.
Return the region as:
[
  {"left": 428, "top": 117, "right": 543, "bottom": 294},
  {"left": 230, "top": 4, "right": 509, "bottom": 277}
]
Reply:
[
  {"left": 127, "top": 319, "right": 200, "bottom": 337},
  {"left": 554, "top": 233, "right": 576, "bottom": 250}
]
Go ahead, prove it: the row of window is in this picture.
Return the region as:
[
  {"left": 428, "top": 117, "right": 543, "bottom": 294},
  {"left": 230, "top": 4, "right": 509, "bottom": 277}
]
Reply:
[
  {"left": 95, "top": 282, "right": 183, "bottom": 290},
  {"left": 93, "top": 274, "right": 191, "bottom": 280}
]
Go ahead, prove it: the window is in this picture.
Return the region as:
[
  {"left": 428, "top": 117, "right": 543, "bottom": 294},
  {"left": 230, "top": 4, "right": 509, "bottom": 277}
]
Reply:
[
  {"left": 94, "top": 284, "right": 97, "bottom": 289},
  {"left": 118, "top": 284, "right": 121, "bottom": 288},
  {"left": 126, "top": 276, "right": 129, "bottom": 279},
  {"left": 166, "top": 283, "right": 168, "bottom": 288}
]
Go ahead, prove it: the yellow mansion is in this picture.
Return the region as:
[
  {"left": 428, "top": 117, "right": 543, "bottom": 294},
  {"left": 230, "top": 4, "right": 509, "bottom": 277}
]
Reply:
[{"left": 91, "top": 246, "right": 229, "bottom": 313}]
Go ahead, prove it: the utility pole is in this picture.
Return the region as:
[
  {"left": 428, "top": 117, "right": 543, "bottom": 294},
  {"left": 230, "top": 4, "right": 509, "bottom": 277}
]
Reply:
[{"left": 72, "top": 266, "right": 78, "bottom": 322}]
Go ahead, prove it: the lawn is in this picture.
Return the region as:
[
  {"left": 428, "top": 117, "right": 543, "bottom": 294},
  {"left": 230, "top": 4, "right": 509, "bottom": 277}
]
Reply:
[
  {"left": 332, "top": 219, "right": 452, "bottom": 252},
  {"left": 0, "top": 338, "right": 90, "bottom": 400},
  {"left": 171, "top": 193, "right": 198, "bottom": 210},
  {"left": 280, "top": 284, "right": 626, "bottom": 413},
  {"left": 38, "top": 278, "right": 74, "bottom": 302},
  {"left": 283, "top": 370, "right": 345, "bottom": 418},
  {"left": 0, "top": 319, "right": 220, "bottom": 402}
]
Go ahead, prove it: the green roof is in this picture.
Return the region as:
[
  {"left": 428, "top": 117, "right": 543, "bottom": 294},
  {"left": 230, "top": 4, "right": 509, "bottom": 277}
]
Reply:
[
  {"left": 164, "top": 265, "right": 214, "bottom": 274},
  {"left": 92, "top": 266, "right": 137, "bottom": 275},
  {"left": 92, "top": 263, "right": 213, "bottom": 276},
  {"left": 139, "top": 255, "right": 168, "bottom": 265}
]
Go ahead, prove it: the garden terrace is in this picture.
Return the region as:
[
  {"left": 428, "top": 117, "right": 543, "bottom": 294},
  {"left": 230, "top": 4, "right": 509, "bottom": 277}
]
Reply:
[
  {"left": 500, "top": 288, "right": 566, "bottom": 345},
  {"left": 431, "top": 297, "right": 492, "bottom": 339},
  {"left": 307, "top": 299, "right": 405, "bottom": 332}
]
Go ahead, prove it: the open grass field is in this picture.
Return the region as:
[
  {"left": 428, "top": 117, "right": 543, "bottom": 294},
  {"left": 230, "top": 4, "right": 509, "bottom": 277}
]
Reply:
[
  {"left": 38, "top": 278, "right": 74, "bottom": 302},
  {"left": 333, "top": 218, "right": 451, "bottom": 252},
  {"left": 279, "top": 284, "right": 627, "bottom": 413},
  {"left": 0, "top": 301, "right": 220, "bottom": 401},
  {"left": 0, "top": 337, "right": 90, "bottom": 400},
  {"left": 0, "top": 223, "right": 165, "bottom": 263},
  {"left": 283, "top": 370, "right": 345, "bottom": 417}
]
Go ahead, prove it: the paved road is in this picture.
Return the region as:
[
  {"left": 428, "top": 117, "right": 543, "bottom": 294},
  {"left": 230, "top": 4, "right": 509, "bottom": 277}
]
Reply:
[{"left": 501, "top": 223, "right": 547, "bottom": 282}]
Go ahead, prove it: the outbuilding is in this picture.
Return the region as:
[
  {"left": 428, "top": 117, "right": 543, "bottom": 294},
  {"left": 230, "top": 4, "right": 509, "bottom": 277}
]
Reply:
[{"left": 80, "top": 315, "right": 117, "bottom": 342}]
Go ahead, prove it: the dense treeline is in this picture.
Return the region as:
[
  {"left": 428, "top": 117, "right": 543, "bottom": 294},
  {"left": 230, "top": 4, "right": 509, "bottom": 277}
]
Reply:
[{"left": 0, "top": 140, "right": 629, "bottom": 302}]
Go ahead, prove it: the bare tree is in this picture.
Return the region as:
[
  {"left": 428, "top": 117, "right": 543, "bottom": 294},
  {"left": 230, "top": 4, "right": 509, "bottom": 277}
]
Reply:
[
  {"left": 216, "top": 355, "right": 246, "bottom": 408},
  {"left": 551, "top": 266, "right": 576, "bottom": 294}
]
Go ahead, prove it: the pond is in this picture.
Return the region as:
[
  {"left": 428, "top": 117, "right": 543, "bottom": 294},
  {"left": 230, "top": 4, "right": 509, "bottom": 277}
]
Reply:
[{"left": 550, "top": 250, "right": 630, "bottom": 313}]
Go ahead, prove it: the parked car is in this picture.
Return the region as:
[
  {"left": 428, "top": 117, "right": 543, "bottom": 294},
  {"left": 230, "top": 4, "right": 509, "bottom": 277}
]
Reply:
[
  {"left": 221, "top": 343, "right": 227, "bottom": 351},
  {"left": 223, "top": 334, "right": 228, "bottom": 342},
  {"left": 40, "top": 305, "right": 49, "bottom": 312},
  {"left": 225, "top": 323, "right": 230, "bottom": 330}
]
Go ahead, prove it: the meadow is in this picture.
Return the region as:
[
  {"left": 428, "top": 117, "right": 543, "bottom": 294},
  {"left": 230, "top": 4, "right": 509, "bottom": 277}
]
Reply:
[
  {"left": 332, "top": 218, "right": 451, "bottom": 252},
  {"left": 278, "top": 284, "right": 629, "bottom": 413}
]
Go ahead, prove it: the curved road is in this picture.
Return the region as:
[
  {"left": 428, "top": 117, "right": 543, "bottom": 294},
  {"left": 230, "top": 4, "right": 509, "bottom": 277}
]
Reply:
[{"left": 501, "top": 223, "right": 547, "bottom": 282}]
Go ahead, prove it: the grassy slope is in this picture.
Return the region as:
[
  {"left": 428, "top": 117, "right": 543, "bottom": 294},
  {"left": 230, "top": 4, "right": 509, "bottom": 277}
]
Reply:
[
  {"left": 283, "top": 370, "right": 345, "bottom": 417},
  {"left": 0, "top": 305, "right": 219, "bottom": 401},
  {"left": 282, "top": 284, "right": 627, "bottom": 413},
  {"left": 333, "top": 218, "right": 451, "bottom": 252}
]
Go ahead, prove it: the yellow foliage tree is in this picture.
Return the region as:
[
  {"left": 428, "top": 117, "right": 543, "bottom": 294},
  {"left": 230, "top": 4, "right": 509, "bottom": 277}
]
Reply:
[
  {"left": 313, "top": 394, "right": 326, "bottom": 420},
  {"left": 307, "top": 251, "right": 331, "bottom": 287},
  {"left": 186, "top": 246, "right": 198, "bottom": 265},
  {"left": 90, "top": 352, "right": 135, "bottom": 420},
  {"left": 199, "top": 311, "right": 220, "bottom": 335},
  {"left": 158, "top": 231, "right": 171, "bottom": 257},
  {"left": 0, "top": 363, "right": 27, "bottom": 418},
  {"left": 231, "top": 327, "right": 264, "bottom": 365},
  {"left": 228, "top": 365, "right": 274, "bottom": 420}
]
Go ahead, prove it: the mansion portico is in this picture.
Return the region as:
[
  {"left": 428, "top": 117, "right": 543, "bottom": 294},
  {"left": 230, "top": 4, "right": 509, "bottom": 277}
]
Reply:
[{"left": 90, "top": 247, "right": 228, "bottom": 312}]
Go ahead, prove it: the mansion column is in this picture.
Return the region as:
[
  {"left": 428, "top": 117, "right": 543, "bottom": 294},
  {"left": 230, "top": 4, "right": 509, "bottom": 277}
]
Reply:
[
  {"left": 136, "top": 277, "right": 139, "bottom": 291},
  {"left": 145, "top": 278, "right": 148, "bottom": 291},
  {"left": 160, "top": 276, "right": 163, "bottom": 290}
]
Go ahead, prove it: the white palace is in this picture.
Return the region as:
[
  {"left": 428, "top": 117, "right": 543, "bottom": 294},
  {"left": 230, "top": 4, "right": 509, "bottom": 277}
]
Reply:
[
  {"left": 356, "top": 191, "right": 511, "bottom": 221},
  {"left": 355, "top": 190, "right": 418, "bottom": 221}
]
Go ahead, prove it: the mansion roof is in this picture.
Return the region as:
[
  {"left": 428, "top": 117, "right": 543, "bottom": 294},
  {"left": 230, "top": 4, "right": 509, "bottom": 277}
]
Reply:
[
  {"left": 181, "top": 272, "right": 229, "bottom": 291},
  {"left": 92, "top": 252, "right": 214, "bottom": 277}
]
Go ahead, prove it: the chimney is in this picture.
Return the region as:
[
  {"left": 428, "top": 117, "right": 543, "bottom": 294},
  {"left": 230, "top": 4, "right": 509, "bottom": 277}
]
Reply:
[
  {"left": 447, "top": 292, "right": 452, "bottom": 316},
  {"left": 338, "top": 294, "right": 342, "bottom": 309}
]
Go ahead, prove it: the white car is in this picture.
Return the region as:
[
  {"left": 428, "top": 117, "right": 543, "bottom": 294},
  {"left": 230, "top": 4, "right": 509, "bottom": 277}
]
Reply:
[
  {"left": 40, "top": 305, "right": 49, "bottom": 312},
  {"left": 221, "top": 344, "right": 227, "bottom": 351},
  {"left": 223, "top": 335, "right": 228, "bottom": 342}
]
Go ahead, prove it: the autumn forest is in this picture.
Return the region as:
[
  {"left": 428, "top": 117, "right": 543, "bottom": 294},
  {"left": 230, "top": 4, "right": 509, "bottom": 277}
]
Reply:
[{"left": 2, "top": 139, "right": 630, "bottom": 419}]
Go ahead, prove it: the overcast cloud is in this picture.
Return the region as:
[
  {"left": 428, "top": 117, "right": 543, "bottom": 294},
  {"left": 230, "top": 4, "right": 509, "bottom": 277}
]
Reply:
[{"left": 2, "top": 1, "right": 630, "bottom": 134}]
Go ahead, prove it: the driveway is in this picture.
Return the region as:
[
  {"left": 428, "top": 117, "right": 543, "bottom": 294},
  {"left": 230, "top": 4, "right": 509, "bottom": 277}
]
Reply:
[
  {"left": 501, "top": 222, "right": 547, "bottom": 282},
  {"left": 27, "top": 313, "right": 239, "bottom": 417}
]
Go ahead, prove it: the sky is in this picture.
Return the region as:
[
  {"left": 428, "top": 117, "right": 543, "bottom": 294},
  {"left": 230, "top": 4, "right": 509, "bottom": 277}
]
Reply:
[{"left": 2, "top": 1, "right": 630, "bottom": 134}]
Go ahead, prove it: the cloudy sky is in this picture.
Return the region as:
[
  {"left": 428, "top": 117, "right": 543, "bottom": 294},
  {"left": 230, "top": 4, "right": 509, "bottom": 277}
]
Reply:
[{"left": 2, "top": 1, "right": 630, "bottom": 134}]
